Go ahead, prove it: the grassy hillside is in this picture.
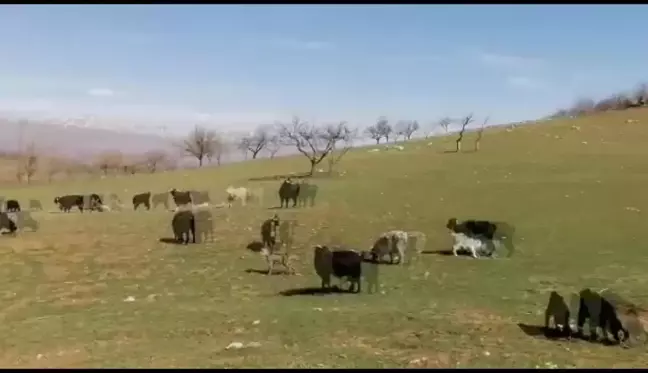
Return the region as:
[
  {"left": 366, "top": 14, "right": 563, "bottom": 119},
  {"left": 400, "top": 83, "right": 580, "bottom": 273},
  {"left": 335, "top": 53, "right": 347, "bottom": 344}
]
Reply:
[{"left": 1, "top": 108, "right": 648, "bottom": 368}]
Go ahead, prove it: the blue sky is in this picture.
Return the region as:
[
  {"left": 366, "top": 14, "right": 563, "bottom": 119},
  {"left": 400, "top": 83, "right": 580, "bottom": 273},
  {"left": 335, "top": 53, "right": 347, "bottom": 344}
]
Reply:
[{"left": 1, "top": 5, "right": 648, "bottom": 135}]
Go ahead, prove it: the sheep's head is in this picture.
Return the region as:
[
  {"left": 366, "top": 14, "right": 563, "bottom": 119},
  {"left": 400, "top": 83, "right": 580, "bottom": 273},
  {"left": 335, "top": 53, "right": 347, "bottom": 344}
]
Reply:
[{"left": 446, "top": 218, "right": 458, "bottom": 230}]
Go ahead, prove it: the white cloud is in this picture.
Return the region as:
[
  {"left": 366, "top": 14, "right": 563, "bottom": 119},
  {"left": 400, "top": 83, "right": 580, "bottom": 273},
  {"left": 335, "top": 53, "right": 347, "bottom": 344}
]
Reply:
[
  {"left": 272, "top": 38, "right": 335, "bottom": 51},
  {"left": 479, "top": 52, "right": 545, "bottom": 69},
  {"left": 506, "top": 75, "right": 546, "bottom": 90},
  {"left": 87, "top": 88, "right": 115, "bottom": 97}
]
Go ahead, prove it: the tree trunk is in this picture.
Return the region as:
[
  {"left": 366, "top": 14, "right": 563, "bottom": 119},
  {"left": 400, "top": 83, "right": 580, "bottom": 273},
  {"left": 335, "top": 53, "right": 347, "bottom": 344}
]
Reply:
[
  {"left": 198, "top": 157, "right": 203, "bottom": 167},
  {"left": 474, "top": 140, "right": 481, "bottom": 152},
  {"left": 455, "top": 140, "right": 462, "bottom": 153},
  {"left": 252, "top": 152, "right": 258, "bottom": 159},
  {"left": 375, "top": 139, "right": 380, "bottom": 144},
  {"left": 309, "top": 159, "right": 317, "bottom": 176}
]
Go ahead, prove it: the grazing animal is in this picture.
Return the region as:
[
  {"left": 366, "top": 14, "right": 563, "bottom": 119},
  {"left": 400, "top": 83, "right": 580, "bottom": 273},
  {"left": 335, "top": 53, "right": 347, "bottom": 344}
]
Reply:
[
  {"left": 576, "top": 288, "right": 630, "bottom": 344},
  {"left": 5, "top": 200, "right": 21, "bottom": 212},
  {"left": 28, "top": 199, "right": 43, "bottom": 211},
  {"left": 171, "top": 210, "right": 196, "bottom": 245},
  {"left": 261, "top": 247, "right": 295, "bottom": 275},
  {"left": 190, "top": 190, "right": 210, "bottom": 205},
  {"left": 132, "top": 192, "right": 151, "bottom": 210},
  {"left": 170, "top": 188, "right": 192, "bottom": 207},
  {"left": 446, "top": 217, "right": 515, "bottom": 257},
  {"left": 370, "top": 230, "right": 427, "bottom": 264},
  {"left": 313, "top": 245, "right": 363, "bottom": 293},
  {"left": 83, "top": 194, "right": 104, "bottom": 212},
  {"left": 278, "top": 179, "right": 300, "bottom": 208},
  {"left": 151, "top": 192, "right": 170, "bottom": 210},
  {"left": 260, "top": 214, "right": 281, "bottom": 252},
  {"left": 225, "top": 186, "right": 250, "bottom": 207},
  {"left": 193, "top": 208, "right": 214, "bottom": 243},
  {"left": 54, "top": 195, "right": 84, "bottom": 212},
  {"left": 544, "top": 291, "right": 573, "bottom": 339},
  {"left": 450, "top": 232, "right": 493, "bottom": 258},
  {"left": 297, "top": 181, "right": 318, "bottom": 207},
  {"left": 0, "top": 212, "right": 17, "bottom": 234}
]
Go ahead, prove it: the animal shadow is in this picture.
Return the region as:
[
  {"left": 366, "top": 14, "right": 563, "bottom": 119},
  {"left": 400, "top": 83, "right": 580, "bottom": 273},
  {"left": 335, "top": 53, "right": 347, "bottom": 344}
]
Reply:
[
  {"left": 245, "top": 268, "right": 290, "bottom": 276},
  {"left": 246, "top": 241, "right": 265, "bottom": 253},
  {"left": 279, "top": 286, "right": 352, "bottom": 297},
  {"left": 517, "top": 323, "right": 560, "bottom": 339},
  {"left": 158, "top": 237, "right": 186, "bottom": 245},
  {"left": 421, "top": 249, "right": 478, "bottom": 257}
]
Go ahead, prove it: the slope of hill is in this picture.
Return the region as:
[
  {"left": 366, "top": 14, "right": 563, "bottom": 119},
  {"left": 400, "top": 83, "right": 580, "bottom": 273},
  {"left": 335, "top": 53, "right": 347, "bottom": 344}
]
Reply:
[{"left": 1, "top": 108, "right": 648, "bottom": 367}]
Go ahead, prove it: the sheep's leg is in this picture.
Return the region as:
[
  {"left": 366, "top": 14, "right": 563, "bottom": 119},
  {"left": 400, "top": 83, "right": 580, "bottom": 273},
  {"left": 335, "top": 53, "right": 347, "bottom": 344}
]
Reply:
[{"left": 452, "top": 244, "right": 460, "bottom": 256}]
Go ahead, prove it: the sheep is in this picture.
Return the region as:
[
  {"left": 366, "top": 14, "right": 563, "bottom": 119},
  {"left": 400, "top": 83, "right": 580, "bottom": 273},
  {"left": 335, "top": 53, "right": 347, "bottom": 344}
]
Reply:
[
  {"left": 169, "top": 188, "right": 192, "bottom": 207},
  {"left": 260, "top": 214, "right": 281, "bottom": 252},
  {"left": 370, "top": 230, "right": 426, "bottom": 265},
  {"left": 83, "top": 194, "right": 104, "bottom": 212},
  {"left": 171, "top": 210, "right": 196, "bottom": 245},
  {"left": 261, "top": 246, "right": 295, "bottom": 275},
  {"left": 450, "top": 231, "right": 493, "bottom": 258},
  {"left": 225, "top": 186, "right": 250, "bottom": 207},
  {"left": 132, "top": 192, "right": 151, "bottom": 210},
  {"left": 544, "top": 291, "right": 574, "bottom": 339},
  {"left": 54, "top": 195, "right": 84, "bottom": 213},
  {"left": 446, "top": 217, "right": 516, "bottom": 257},
  {"left": 0, "top": 212, "right": 17, "bottom": 234},
  {"left": 313, "top": 245, "right": 363, "bottom": 293},
  {"left": 5, "top": 200, "right": 20, "bottom": 212},
  {"left": 278, "top": 178, "right": 300, "bottom": 208}
]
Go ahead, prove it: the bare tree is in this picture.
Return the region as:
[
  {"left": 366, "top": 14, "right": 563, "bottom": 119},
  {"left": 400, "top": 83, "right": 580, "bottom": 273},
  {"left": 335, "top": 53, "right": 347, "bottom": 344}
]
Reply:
[
  {"left": 95, "top": 151, "right": 123, "bottom": 176},
  {"left": 454, "top": 113, "right": 474, "bottom": 153},
  {"left": 181, "top": 125, "right": 216, "bottom": 167},
  {"left": 144, "top": 150, "right": 168, "bottom": 173},
  {"left": 239, "top": 126, "right": 271, "bottom": 159},
  {"left": 278, "top": 117, "right": 353, "bottom": 175},
  {"left": 326, "top": 126, "right": 357, "bottom": 174},
  {"left": 395, "top": 120, "right": 420, "bottom": 141},
  {"left": 209, "top": 135, "right": 227, "bottom": 166},
  {"left": 364, "top": 125, "right": 382, "bottom": 144},
  {"left": 438, "top": 117, "right": 452, "bottom": 134},
  {"left": 18, "top": 142, "right": 39, "bottom": 184},
  {"left": 375, "top": 117, "right": 393, "bottom": 143},
  {"left": 266, "top": 134, "right": 281, "bottom": 159},
  {"left": 474, "top": 116, "right": 489, "bottom": 152}
]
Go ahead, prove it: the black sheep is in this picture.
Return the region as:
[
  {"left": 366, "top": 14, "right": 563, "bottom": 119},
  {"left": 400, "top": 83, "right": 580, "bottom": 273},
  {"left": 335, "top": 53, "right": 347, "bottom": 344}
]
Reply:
[
  {"left": 0, "top": 212, "right": 17, "bottom": 234},
  {"left": 313, "top": 245, "right": 363, "bottom": 293},
  {"left": 54, "top": 195, "right": 84, "bottom": 212},
  {"left": 278, "top": 179, "right": 300, "bottom": 208},
  {"left": 172, "top": 210, "right": 196, "bottom": 245},
  {"left": 170, "top": 188, "right": 192, "bottom": 207},
  {"left": 260, "top": 214, "right": 281, "bottom": 252},
  {"left": 5, "top": 200, "right": 21, "bottom": 212},
  {"left": 132, "top": 192, "right": 151, "bottom": 210}
]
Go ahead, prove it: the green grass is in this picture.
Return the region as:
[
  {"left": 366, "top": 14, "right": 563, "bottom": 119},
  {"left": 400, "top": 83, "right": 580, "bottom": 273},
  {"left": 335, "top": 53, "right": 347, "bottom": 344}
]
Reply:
[{"left": 2, "top": 109, "right": 648, "bottom": 367}]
